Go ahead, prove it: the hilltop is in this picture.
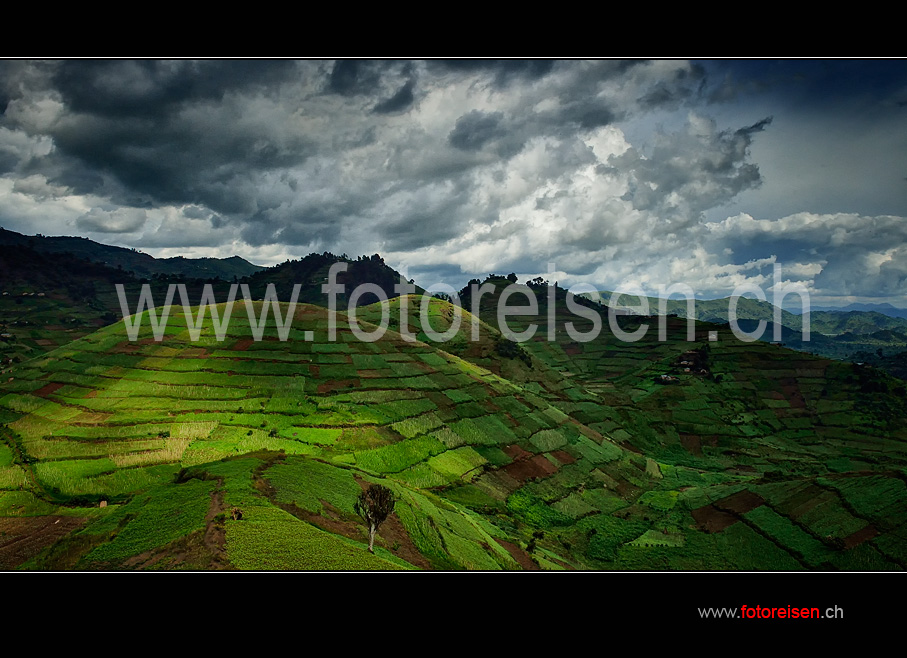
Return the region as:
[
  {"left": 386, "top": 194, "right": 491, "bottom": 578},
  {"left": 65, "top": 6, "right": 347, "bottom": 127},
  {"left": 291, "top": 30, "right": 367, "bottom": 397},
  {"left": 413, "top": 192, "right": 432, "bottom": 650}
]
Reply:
[{"left": 241, "top": 252, "right": 425, "bottom": 306}]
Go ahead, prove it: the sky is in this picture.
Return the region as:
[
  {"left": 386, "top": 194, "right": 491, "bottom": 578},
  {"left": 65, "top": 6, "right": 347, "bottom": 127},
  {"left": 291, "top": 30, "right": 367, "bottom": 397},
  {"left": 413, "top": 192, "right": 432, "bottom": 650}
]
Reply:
[{"left": 1, "top": 58, "right": 906, "bottom": 306}]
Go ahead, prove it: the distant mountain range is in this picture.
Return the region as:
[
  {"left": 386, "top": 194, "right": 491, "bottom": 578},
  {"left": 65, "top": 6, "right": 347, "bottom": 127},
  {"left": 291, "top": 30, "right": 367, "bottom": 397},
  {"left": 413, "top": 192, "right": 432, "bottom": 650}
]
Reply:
[
  {"left": 596, "top": 291, "right": 907, "bottom": 335},
  {"left": 0, "top": 228, "right": 264, "bottom": 280},
  {"left": 590, "top": 291, "right": 907, "bottom": 368},
  {"left": 801, "top": 302, "right": 907, "bottom": 320}
]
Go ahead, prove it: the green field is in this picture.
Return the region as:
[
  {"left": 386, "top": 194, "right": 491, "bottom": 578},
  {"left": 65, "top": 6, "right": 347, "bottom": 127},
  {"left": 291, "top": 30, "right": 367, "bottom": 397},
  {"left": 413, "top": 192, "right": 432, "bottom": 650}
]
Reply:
[{"left": 1, "top": 288, "right": 906, "bottom": 571}]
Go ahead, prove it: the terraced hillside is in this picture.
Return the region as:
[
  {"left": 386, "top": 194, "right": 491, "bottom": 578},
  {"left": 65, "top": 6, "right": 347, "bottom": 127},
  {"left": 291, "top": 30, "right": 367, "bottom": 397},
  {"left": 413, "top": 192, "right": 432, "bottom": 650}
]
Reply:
[
  {"left": 0, "top": 301, "right": 627, "bottom": 569},
  {"left": 1, "top": 290, "right": 906, "bottom": 570},
  {"left": 367, "top": 280, "right": 907, "bottom": 569}
]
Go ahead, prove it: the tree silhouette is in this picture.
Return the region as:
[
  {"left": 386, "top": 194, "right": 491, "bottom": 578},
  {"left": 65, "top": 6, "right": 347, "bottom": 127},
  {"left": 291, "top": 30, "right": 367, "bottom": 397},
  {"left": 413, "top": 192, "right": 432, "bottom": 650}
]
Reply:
[{"left": 354, "top": 484, "right": 396, "bottom": 553}]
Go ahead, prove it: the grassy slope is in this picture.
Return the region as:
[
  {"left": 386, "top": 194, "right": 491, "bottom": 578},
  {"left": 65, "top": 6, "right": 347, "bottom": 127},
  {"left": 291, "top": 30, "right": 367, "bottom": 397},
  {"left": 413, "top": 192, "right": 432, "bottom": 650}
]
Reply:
[
  {"left": 1, "top": 301, "right": 607, "bottom": 569},
  {"left": 1, "top": 288, "right": 906, "bottom": 571},
  {"left": 376, "top": 282, "right": 907, "bottom": 569}
]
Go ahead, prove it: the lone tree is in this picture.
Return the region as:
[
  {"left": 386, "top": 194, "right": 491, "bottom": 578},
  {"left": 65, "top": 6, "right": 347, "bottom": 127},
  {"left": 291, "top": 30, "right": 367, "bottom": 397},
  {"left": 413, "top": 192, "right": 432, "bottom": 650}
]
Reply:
[{"left": 354, "top": 484, "right": 396, "bottom": 553}]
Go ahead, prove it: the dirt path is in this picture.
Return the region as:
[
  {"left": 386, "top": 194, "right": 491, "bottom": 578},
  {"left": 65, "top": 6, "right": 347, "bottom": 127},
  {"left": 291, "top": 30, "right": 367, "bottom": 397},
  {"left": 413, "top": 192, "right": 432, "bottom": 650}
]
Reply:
[
  {"left": 202, "top": 487, "right": 230, "bottom": 569},
  {"left": 122, "top": 483, "right": 232, "bottom": 570},
  {"left": 497, "top": 539, "right": 539, "bottom": 571}
]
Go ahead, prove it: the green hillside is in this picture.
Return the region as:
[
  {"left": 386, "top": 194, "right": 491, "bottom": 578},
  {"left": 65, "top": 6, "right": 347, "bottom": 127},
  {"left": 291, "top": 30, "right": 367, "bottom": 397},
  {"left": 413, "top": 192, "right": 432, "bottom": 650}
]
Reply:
[
  {"left": 1, "top": 301, "right": 618, "bottom": 569},
  {"left": 1, "top": 280, "right": 905, "bottom": 571}
]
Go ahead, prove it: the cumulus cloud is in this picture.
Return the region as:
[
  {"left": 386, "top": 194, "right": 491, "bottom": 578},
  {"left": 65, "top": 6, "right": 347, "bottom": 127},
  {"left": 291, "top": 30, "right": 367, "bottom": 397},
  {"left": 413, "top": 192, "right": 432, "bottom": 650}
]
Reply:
[
  {"left": 76, "top": 207, "right": 147, "bottom": 233},
  {"left": 0, "top": 126, "right": 54, "bottom": 173},
  {"left": 704, "top": 212, "right": 907, "bottom": 298},
  {"left": 606, "top": 114, "right": 769, "bottom": 229},
  {"left": 448, "top": 110, "right": 506, "bottom": 151},
  {"left": 11, "top": 174, "right": 68, "bottom": 200}
]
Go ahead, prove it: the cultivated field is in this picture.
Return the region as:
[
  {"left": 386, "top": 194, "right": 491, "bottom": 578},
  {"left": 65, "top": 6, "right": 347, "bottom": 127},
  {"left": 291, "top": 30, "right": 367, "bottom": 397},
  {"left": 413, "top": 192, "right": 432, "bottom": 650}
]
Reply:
[{"left": 1, "top": 289, "right": 905, "bottom": 570}]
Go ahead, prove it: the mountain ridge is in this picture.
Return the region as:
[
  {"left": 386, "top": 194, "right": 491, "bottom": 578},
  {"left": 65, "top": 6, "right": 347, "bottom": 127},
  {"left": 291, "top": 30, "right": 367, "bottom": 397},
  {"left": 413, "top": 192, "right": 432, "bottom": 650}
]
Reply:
[{"left": 0, "top": 228, "right": 264, "bottom": 281}]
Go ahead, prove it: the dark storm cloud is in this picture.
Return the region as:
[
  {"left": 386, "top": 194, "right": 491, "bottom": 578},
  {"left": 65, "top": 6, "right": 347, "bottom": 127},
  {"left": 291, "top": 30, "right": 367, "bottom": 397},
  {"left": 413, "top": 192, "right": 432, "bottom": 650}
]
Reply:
[
  {"left": 701, "top": 59, "right": 907, "bottom": 112},
  {"left": 1, "top": 60, "right": 718, "bottom": 223},
  {"left": 380, "top": 192, "right": 469, "bottom": 251},
  {"left": 638, "top": 62, "right": 706, "bottom": 109},
  {"left": 0, "top": 60, "right": 315, "bottom": 212},
  {"left": 0, "top": 60, "right": 54, "bottom": 112},
  {"left": 736, "top": 116, "right": 773, "bottom": 137},
  {"left": 4, "top": 59, "right": 906, "bottom": 303},
  {"left": 382, "top": 212, "right": 464, "bottom": 251},
  {"left": 561, "top": 104, "right": 614, "bottom": 130},
  {"left": 42, "top": 164, "right": 105, "bottom": 196},
  {"left": 720, "top": 235, "right": 814, "bottom": 267},
  {"left": 241, "top": 216, "right": 337, "bottom": 249},
  {"left": 6, "top": 60, "right": 408, "bottom": 214},
  {"left": 448, "top": 110, "right": 506, "bottom": 151},
  {"left": 52, "top": 60, "right": 300, "bottom": 116},
  {"left": 440, "top": 60, "right": 706, "bottom": 164},
  {"left": 405, "top": 262, "right": 470, "bottom": 288},
  {"left": 329, "top": 59, "right": 420, "bottom": 99},
  {"left": 0, "top": 149, "right": 18, "bottom": 175},
  {"left": 45, "top": 97, "right": 315, "bottom": 212},
  {"left": 373, "top": 80, "right": 415, "bottom": 114},
  {"left": 328, "top": 60, "right": 383, "bottom": 96},
  {"left": 239, "top": 194, "right": 363, "bottom": 248},
  {"left": 429, "top": 59, "right": 557, "bottom": 87}
]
